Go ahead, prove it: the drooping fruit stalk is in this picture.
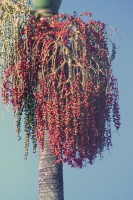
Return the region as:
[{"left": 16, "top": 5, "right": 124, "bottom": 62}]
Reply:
[{"left": 0, "top": 6, "right": 120, "bottom": 168}]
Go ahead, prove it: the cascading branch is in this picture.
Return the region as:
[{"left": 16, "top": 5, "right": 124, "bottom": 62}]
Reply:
[
  {"left": 0, "top": 3, "right": 120, "bottom": 168},
  {"left": 0, "top": 0, "right": 36, "bottom": 157}
]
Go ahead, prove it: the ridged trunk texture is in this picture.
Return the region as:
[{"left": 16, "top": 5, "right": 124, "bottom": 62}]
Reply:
[{"left": 39, "top": 131, "right": 64, "bottom": 200}]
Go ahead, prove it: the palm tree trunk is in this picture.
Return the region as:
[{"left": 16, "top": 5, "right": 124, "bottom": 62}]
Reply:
[{"left": 39, "top": 130, "right": 64, "bottom": 200}]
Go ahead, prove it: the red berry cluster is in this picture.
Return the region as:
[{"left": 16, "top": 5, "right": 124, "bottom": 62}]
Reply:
[{"left": 1, "top": 13, "right": 120, "bottom": 167}]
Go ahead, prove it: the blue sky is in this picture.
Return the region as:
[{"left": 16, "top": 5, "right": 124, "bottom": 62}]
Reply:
[{"left": 0, "top": 0, "right": 133, "bottom": 200}]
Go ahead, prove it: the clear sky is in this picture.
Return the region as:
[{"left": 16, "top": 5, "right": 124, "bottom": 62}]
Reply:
[{"left": 0, "top": 0, "right": 133, "bottom": 200}]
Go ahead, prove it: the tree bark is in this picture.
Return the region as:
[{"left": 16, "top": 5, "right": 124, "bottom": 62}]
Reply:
[{"left": 39, "top": 130, "right": 64, "bottom": 200}]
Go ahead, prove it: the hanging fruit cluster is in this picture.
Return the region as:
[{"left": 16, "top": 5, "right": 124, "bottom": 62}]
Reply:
[{"left": 0, "top": 9, "right": 120, "bottom": 167}]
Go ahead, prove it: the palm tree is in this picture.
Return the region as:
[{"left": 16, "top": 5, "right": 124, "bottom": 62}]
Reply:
[{"left": 0, "top": 1, "right": 120, "bottom": 200}]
